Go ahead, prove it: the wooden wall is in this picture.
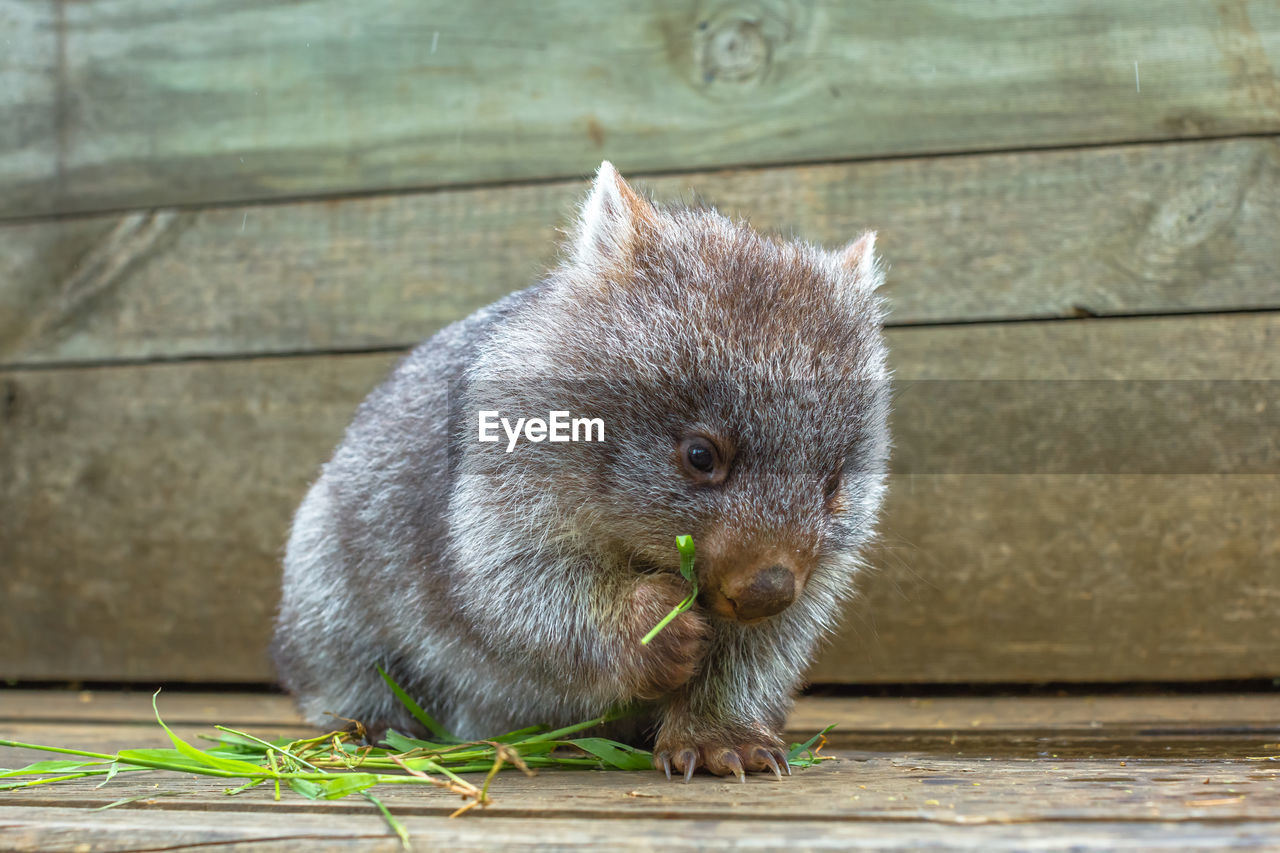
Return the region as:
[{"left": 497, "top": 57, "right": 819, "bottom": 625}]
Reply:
[{"left": 2, "top": 1, "right": 1278, "bottom": 683}]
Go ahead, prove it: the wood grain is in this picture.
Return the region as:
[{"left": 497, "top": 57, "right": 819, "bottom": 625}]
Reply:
[
  {"left": 2, "top": 693, "right": 1278, "bottom": 850},
  {"left": 4, "top": 137, "right": 1278, "bottom": 366},
  {"left": 0, "top": 1, "right": 56, "bottom": 216},
  {"left": 9, "top": 690, "right": 1278, "bottom": 731},
  {"left": 2, "top": 314, "right": 1277, "bottom": 683},
  {"left": 2, "top": 0, "right": 1279, "bottom": 218},
  {"left": 3, "top": 749, "right": 1279, "bottom": 823},
  {"left": 4, "top": 807, "right": 1275, "bottom": 853}
]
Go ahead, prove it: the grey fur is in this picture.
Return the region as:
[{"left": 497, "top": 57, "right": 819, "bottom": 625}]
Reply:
[{"left": 272, "top": 163, "right": 890, "bottom": 758}]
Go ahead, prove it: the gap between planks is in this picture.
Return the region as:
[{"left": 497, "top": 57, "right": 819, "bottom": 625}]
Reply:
[
  {"left": 4, "top": 689, "right": 1280, "bottom": 730},
  {"left": 4, "top": 130, "right": 1278, "bottom": 230}
]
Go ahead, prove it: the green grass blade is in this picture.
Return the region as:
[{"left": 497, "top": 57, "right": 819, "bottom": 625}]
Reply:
[
  {"left": 213, "top": 725, "right": 320, "bottom": 772},
  {"left": 96, "top": 761, "right": 122, "bottom": 788},
  {"left": 675, "top": 534, "right": 696, "bottom": 581},
  {"left": 489, "top": 724, "right": 548, "bottom": 743},
  {"left": 93, "top": 791, "right": 182, "bottom": 810},
  {"left": 563, "top": 738, "right": 653, "bottom": 770},
  {"left": 0, "top": 739, "right": 114, "bottom": 761},
  {"left": 0, "top": 759, "right": 105, "bottom": 778},
  {"left": 380, "top": 730, "right": 453, "bottom": 753},
  {"left": 787, "top": 724, "right": 837, "bottom": 765},
  {"left": 520, "top": 716, "right": 606, "bottom": 744},
  {"left": 205, "top": 731, "right": 276, "bottom": 753},
  {"left": 641, "top": 535, "right": 698, "bottom": 645},
  {"left": 376, "top": 665, "right": 458, "bottom": 742},
  {"left": 0, "top": 771, "right": 107, "bottom": 790},
  {"left": 318, "top": 773, "right": 380, "bottom": 800},
  {"left": 149, "top": 691, "right": 269, "bottom": 775},
  {"left": 288, "top": 777, "right": 326, "bottom": 799},
  {"left": 364, "top": 791, "right": 412, "bottom": 850}
]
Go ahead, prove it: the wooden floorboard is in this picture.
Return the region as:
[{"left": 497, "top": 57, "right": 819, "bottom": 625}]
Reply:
[
  {"left": 7, "top": 689, "right": 1280, "bottom": 731},
  {"left": 2, "top": 692, "right": 1278, "bottom": 850}
]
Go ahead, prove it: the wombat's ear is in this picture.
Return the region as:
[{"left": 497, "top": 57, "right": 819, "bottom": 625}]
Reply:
[
  {"left": 835, "top": 231, "right": 884, "bottom": 291},
  {"left": 569, "top": 161, "right": 656, "bottom": 271}
]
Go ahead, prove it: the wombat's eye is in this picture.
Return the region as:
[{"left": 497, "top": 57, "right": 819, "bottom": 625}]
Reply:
[
  {"left": 823, "top": 471, "right": 842, "bottom": 503},
  {"left": 678, "top": 436, "right": 726, "bottom": 484},
  {"left": 688, "top": 443, "right": 714, "bottom": 472}
]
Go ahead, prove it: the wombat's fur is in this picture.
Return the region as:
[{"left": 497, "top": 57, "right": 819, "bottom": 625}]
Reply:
[{"left": 272, "top": 162, "right": 890, "bottom": 780}]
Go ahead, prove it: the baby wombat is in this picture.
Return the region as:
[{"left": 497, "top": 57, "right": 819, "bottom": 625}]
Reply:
[{"left": 272, "top": 162, "right": 890, "bottom": 781}]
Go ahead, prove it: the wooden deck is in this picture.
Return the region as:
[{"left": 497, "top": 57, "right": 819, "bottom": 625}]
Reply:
[{"left": 3, "top": 690, "right": 1278, "bottom": 850}]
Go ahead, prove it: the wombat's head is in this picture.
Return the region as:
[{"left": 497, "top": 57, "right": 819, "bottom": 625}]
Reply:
[{"left": 467, "top": 162, "right": 890, "bottom": 624}]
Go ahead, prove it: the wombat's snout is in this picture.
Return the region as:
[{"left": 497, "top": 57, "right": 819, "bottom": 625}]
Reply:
[{"left": 721, "top": 565, "right": 796, "bottom": 621}]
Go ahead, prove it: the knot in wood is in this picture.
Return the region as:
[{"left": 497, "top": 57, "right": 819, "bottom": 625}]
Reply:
[{"left": 699, "top": 15, "right": 772, "bottom": 85}]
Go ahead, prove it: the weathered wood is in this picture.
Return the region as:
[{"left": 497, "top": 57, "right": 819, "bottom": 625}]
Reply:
[
  {"left": 0, "top": 2, "right": 56, "bottom": 219},
  {"left": 3, "top": 747, "right": 1279, "bottom": 822},
  {"left": 2, "top": 314, "right": 1278, "bottom": 683},
  {"left": 0, "top": 353, "right": 394, "bottom": 682},
  {"left": 3, "top": 701, "right": 1279, "bottom": 822},
  {"left": 8, "top": 690, "right": 1280, "bottom": 733},
  {"left": 4, "top": 138, "right": 1279, "bottom": 366},
  {"left": 2, "top": 693, "right": 1279, "bottom": 850},
  {"left": 4, "top": 807, "right": 1275, "bottom": 853},
  {"left": 0, "top": 690, "right": 307, "bottom": 726},
  {"left": 3, "top": 1, "right": 1280, "bottom": 218}
]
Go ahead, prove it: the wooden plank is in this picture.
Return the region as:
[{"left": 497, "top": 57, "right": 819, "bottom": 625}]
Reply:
[
  {"left": 2, "top": 314, "right": 1279, "bottom": 682},
  {"left": 2, "top": 693, "right": 1279, "bottom": 850},
  {"left": 0, "top": 690, "right": 305, "bottom": 726},
  {"left": 0, "top": 353, "right": 395, "bottom": 682},
  {"left": 3, "top": 807, "right": 1274, "bottom": 853},
  {"left": 1, "top": 733, "right": 1278, "bottom": 820},
  {"left": 3, "top": 750, "right": 1280, "bottom": 822},
  {"left": 4, "top": 137, "right": 1280, "bottom": 366},
  {"left": 0, "top": 1, "right": 57, "bottom": 219},
  {"left": 2, "top": 711, "right": 1279, "bottom": 823},
  {"left": 0, "top": 690, "right": 306, "bottom": 726},
  {"left": 3, "top": 1, "right": 1280, "bottom": 218},
  {"left": 8, "top": 690, "right": 1280, "bottom": 732}
]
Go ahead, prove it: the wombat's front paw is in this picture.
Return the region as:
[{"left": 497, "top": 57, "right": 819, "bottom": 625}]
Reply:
[
  {"left": 625, "top": 574, "right": 708, "bottom": 699},
  {"left": 653, "top": 726, "right": 790, "bottom": 783}
]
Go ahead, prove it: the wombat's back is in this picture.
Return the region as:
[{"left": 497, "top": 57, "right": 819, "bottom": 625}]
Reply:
[{"left": 270, "top": 288, "right": 536, "bottom": 734}]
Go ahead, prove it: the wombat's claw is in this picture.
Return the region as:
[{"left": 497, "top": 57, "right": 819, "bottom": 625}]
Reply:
[
  {"left": 678, "top": 748, "right": 698, "bottom": 783},
  {"left": 758, "top": 748, "right": 783, "bottom": 781},
  {"left": 716, "top": 749, "right": 746, "bottom": 783},
  {"left": 656, "top": 738, "right": 788, "bottom": 782}
]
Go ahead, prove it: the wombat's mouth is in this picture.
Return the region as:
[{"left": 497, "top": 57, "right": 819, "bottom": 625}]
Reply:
[{"left": 699, "top": 586, "right": 747, "bottom": 622}]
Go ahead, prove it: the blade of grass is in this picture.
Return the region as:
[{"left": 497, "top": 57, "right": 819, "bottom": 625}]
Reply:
[
  {"left": 92, "top": 790, "right": 183, "bottom": 810},
  {"left": 96, "top": 762, "right": 121, "bottom": 788},
  {"left": 364, "top": 791, "right": 412, "bottom": 851},
  {"left": 0, "top": 769, "right": 126, "bottom": 790},
  {"left": 787, "top": 724, "right": 837, "bottom": 766},
  {"left": 562, "top": 738, "right": 653, "bottom": 771},
  {"left": 641, "top": 535, "right": 698, "bottom": 645},
  {"left": 0, "top": 759, "right": 106, "bottom": 778},
  {"left": 380, "top": 730, "right": 454, "bottom": 753},
  {"left": 520, "top": 702, "right": 637, "bottom": 744},
  {"left": 376, "top": 665, "right": 458, "bottom": 742},
  {"left": 213, "top": 725, "right": 319, "bottom": 770},
  {"left": 0, "top": 739, "right": 114, "bottom": 761},
  {"left": 149, "top": 691, "right": 266, "bottom": 775}
]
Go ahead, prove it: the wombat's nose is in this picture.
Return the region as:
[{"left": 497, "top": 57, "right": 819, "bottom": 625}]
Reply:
[{"left": 724, "top": 565, "right": 796, "bottom": 621}]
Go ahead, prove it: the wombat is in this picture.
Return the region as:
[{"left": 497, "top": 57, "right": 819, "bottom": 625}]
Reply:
[{"left": 271, "top": 162, "right": 890, "bottom": 781}]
